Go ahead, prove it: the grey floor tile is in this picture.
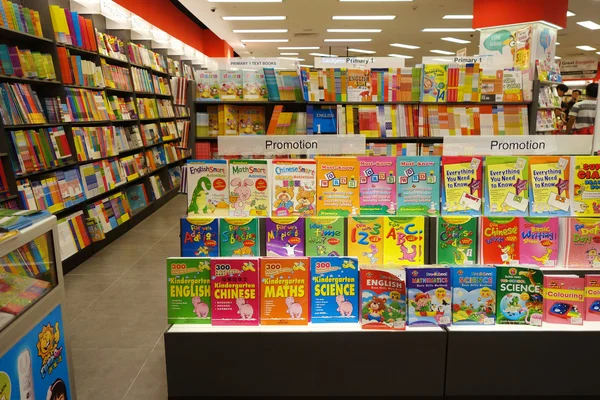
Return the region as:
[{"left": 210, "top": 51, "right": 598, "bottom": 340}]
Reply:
[{"left": 123, "top": 346, "right": 168, "bottom": 400}]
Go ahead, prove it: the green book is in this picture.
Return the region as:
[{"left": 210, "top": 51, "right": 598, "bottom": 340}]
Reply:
[
  {"left": 436, "top": 216, "right": 478, "bottom": 265},
  {"left": 22, "top": 8, "right": 35, "bottom": 36},
  {"left": 305, "top": 217, "right": 345, "bottom": 256},
  {"left": 219, "top": 218, "right": 260, "bottom": 257},
  {"left": 31, "top": 52, "right": 45, "bottom": 79},
  {"left": 496, "top": 265, "right": 543, "bottom": 326},
  {"left": 167, "top": 257, "right": 211, "bottom": 324}
]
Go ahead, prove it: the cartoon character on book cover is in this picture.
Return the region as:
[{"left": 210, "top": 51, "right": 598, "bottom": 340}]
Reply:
[
  {"left": 519, "top": 217, "right": 559, "bottom": 267},
  {"left": 348, "top": 217, "right": 384, "bottom": 265},
  {"left": 565, "top": 218, "right": 600, "bottom": 267},
  {"left": 243, "top": 70, "right": 268, "bottom": 101},
  {"left": 442, "top": 156, "right": 482, "bottom": 216},
  {"left": 436, "top": 216, "right": 477, "bottom": 265},
  {"left": 219, "top": 71, "right": 243, "bottom": 100},
  {"left": 421, "top": 64, "right": 448, "bottom": 103},
  {"left": 219, "top": 218, "right": 259, "bottom": 257},
  {"left": 384, "top": 216, "right": 425, "bottom": 266},
  {"left": 573, "top": 156, "right": 600, "bottom": 216},
  {"left": 272, "top": 160, "right": 317, "bottom": 217},
  {"left": 358, "top": 156, "right": 396, "bottom": 215},
  {"left": 485, "top": 156, "right": 529, "bottom": 216},
  {"left": 196, "top": 72, "right": 219, "bottom": 100},
  {"left": 238, "top": 106, "right": 266, "bottom": 135},
  {"left": 543, "top": 275, "right": 584, "bottom": 325},
  {"left": 305, "top": 217, "right": 345, "bottom": 257},
  {"left": 167, "top": 258, "right": 211, "bottom": 324},
  {"left": 360, "top": 268, "right": 406, "bottom": 330},
  {"left": 186, "top": 160, "right": 229, "bottom": 217},
  {"left": 310, "top": 257, "right": 359, "bottom": 323},
  {"left": 180, "top": 217, "right": 219, "bottom": 257},
  {"left": 406, "top": 267, "right": 451, "bottom": 326},
  {"left": 496, "top": 266, "right": 543, "bottom": 326},
  {"left": 397, "top": 156, "right": 440, "bottom": 216},
  {"left": 229, "top": 159, "right": 269, "bottom": 217},
  {"left": 529, "top": 156, "right": 570, "bottom": 216},
  {"left": 316, "top": 157, "right": 360, "bottom": 216},
  {"left": 266, "top": 217, "right": 304, "bottom": 257},
  {"left": 452, "top": 266, "right": 496, "bottom": 325},
  {"left": 481, "top": 217, "right": 520, "bottom": 265}
]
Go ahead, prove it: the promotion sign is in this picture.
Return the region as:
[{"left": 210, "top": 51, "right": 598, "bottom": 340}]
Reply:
[
  {"left": 314, "top": 57, "right": 405, "bottom": 69},
  {"left": 218, "top": 135, "right": 366, "bottom": 156},
  {"left": 559, "top": 57, "right": 599, "bottom": 79},
  {"left": 0, "top": 306, "right": 71, "bottom": 400},
  {"left": 443, "top": 136, "right": 593, "bottom": 156}
]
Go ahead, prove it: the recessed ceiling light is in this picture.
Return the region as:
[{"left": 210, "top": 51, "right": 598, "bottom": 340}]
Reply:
[
  {"left": 241, "top": 39, "right": 289, "bottom": 43},
  {"left": 556, "top": 42, "right": 560, "bottom": 45},
  {"left": 348, "top": 48, "right": 376, "bottom": 54},
  {"left": 233, "top": 29, "right": 288, "bottom": 33},
  {"left": 278, "top": 57, "right": 305, "bottom": 61},
  {"left": 324, "top": 38, "right": 372, "bottom": 42},
  {"left": 430, "top": 49, "right": 455, "bottom": 55},
  {"left": 566, "top": 11, "right": 575, "bottom": 17},
  {"left": 433, "top": 58, "right": 453, "bottom": 62},
  {"left": 299, "top": 64, "right": 314, "bottom": 68},
  {"left": 597, "top": 52, "right": 600, "bottom": 55},
  {"left": 333, "top": 15, "right": 396, "bottom": 20},
  {"left": 209, "top": 0, "right": 281, "bottom": 2},
  {"left": 576, "top": 45, "right": 597, "bottom": 51},
  {"left": 422, "top": 28, "right": 476, "bottom": 32},
  {"left": 280, "top": 52, "right": 298, "bottom": 55},
  {"left": 388, "top": 53, "right": 413, "bottom": 58},
  {"left": 555, "top": 56, "right": 562, "bottom": 59},
  {"left": 278, "top": 46, "right": 320, "bottom": 50},
  {"left": 390, "top": 43, "right": 419, "bottom": 49},
  {"left": 577, "top": 21, "right": 600, "bottom": 30},
  {"left": 327, "top": 29, "right": 382, "bottom": 33},
  {"left": 442, "top": 15, "right": 473, "bottom": 19},
  {"left": 441, "top": 37, "right": 471, "bottom": 44},
  {"left": 310, "top": 52, "right": 339, "bottom": 57},
  {"left": 222, "top": 16, "right": 286, "bottom": 20}
]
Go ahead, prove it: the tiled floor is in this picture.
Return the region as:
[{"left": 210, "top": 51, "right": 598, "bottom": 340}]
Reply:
[{"left": 64, "top": 195, "right": 185, "bottom": 400}]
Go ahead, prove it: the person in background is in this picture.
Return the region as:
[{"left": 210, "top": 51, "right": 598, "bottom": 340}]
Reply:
[
  {"left": 567, "top": 89, "right": 582, "bottom": 113},
  {"left": 566, "top": 83, "right": 598, "bottom": 135},
  {"left": 557, "top": 83, "right": 569, "bottom": 110}
]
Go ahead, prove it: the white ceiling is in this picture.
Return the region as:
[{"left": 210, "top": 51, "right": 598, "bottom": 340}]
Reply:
[{"left": 179, "top": 0, "right": 600, "bottom": 68}]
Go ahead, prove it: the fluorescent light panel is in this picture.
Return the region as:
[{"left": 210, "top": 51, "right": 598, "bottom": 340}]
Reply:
[
  {"left": 430, "top": 49, "right": 454, "bottom": 55},
  {"left": 555, "top": 56, "right": 562, "bottom": 59},
  {"left": 388, "top": 53, "right": 412, "bottom": 58},
  {"left": 280, "top": 52, "right": 298, "bottom": 55},
  {"left": 327, "top": 28, "right": 382, "bottom": 33},
  {"left": 299, "top": 64, "right": 314, "bottom": 67},
  {"left": 566, "top": 11, "right": 575, "bottom": 17},
  {"left": 278, "top": 57, "right": 304, "bottom": 61},
  {"left": 576, "top": 45, "right": 597, "bottom": 51},
  {"left": 310, "top": 52, "right": 338, "bottom": 57},
  {"left": 241, "top": 39, "right": 289, "bottom": 43},
  {"left": 233, "top": 29, "right": 288, "bottom": 33},
  {"left": 577, "top": 21, "right": 600, "bottom": 30},
  {"left": 222, "top": 16, "right": 286, "bottom": 20},
  {"left": 442, "top": 15, "right": 473, "bottom": 19},
  {"left": 433, "top": 58, "right": 453, "bottom": 62},
  {"left": 441, "top": 37, "right": 471, "bottom": 44},
  {"left": 348, "top": 48, "right": 376, "bottom": 54},
  {"left": 324, "top": 38, "right": 372, "bottom": 42},
  {"left": 390, "top": 43, "right": 419, "bottom": 49},
  {"left": 278, "top": 46, "right": 320, "bottom": 49},
  {"left": 333, "top": 15, "right": 396, "bottom": 20},
  {"left": 422, "top": 28, "right": 476, "bottom": 32}
]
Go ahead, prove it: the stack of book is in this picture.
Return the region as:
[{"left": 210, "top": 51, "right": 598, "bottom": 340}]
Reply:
[
  {"left": 106, "top": 95, "right": 137, "bottom": 120},
  {"left": 174, "top": 106, "right": 189, "bottom": 117},
  {"left": 0, "top": 1, "right": 44, "bottom": 37},
  {"left": 124, "top": 184, "right": 149, "bottom": 214},
  {"left": 264, "top": 68, "right": 303, "bottom": 101},
  {"left": 168, "top": 166, "right": 181, "bottom": 188},
  {"left": 131, "top": 66, "right": 154, "bottom": 93},
  {"left": 160, "top": 121, "right": 179, "bottom": 141},
  {"left": 128, "top": 43, "right": 167, "bottom": 73},
  {"left": 9, "top": 127, "right": 72, "bottom": 175},
  {"left": 0, "top": 83, "right": 47, "bottom": 125},
  {"left": 101, "top": 60, "right": 132, "bottom": 91},
  {"left": 167, "top": 58, "right": 180, "bottom": 77},
  {"left": 42, "top": 97, "right": 64, "bottom": 123},
  {"left": 145, "top": 146, "right": 166, "bottom": 171},
  {"left": 0, "top": 45, "right": 56, "bottom": 80},
  {"left": 72, "top": 126, "right": 118, "bottom": 161},
  {"left": 177, "top": 120, "right": 190, "bottom": 147},
  {"left": 140, "top": 123, "right": 160, "bottom": 146},
  {"left": 57, "top": 211, "right": 91, "bottom": 261},
  {"left": 152, "top": 75, "right": 171, "bottom": 95},
  {"left": 149, "top": 175, "right": 166, "bottom": 199},
  {"left": 114, "top": 125, "right": 143, "bottom": 151},
  {"left": 163, "top": 142, "right": 185, "bottom": 164},
  {"left": 96, "top": 31, "right": 128, "bottom": 62},
  {"left": 157, "top": 99, "right": 175, "bottom": 118},
  {"left": 538, "top": 86, "right": 561, "bottom": 108},
  {"left": 365, "top": 142, "right": 419, "bottom": 157},
  {"left": 17, "top": 167, "right": 86, "bottom": 213},
  {"left": 171, "top": 76, "right": 187, "bottom": 105},
  {"left": 87, "top": 192, "right": 130, "bottom": 234},
  {"left": 444, "top": 63, "right": 482, "bottom": 102},
  {"left": 79, "top": 158, "right": 126, "bottom": 198},
  {"left": 120, "top": 153, "right": 147, "bottom": 181},
  {"left": 49, "top": 5, "right": 97, "bottom": 51},
  {"left": 137, "top": 98, "right": 158, "bottom": 119},
  {"left": 64, "top": 88, "right": 114, "bottom": 121},
  {"left": 266, "top": 106, "right": 306, "bottom": 135},
  {"left": 57, "top": 48, "right": 104, "bottom": 87}
]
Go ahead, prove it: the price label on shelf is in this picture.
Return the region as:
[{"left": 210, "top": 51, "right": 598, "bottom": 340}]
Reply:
[
  {"left": 217, "top": 135, "right": 366, "bottom": 156},
  {"left": 443, "top": 135, "right": 594, "bottom": 156}
]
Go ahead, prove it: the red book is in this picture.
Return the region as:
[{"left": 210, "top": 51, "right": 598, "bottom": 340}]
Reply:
[
  {"left": 267, "top": 105, "right": 283, "bottom": 134},
  {"left": 56, "top": 46, "right": 73, "bottom": 84},
  {"left": 78, "top": 16, "right": 89, "bottom": 50},
  {"left": 85, "top": 19, "right": 97, "bottom": 51}
]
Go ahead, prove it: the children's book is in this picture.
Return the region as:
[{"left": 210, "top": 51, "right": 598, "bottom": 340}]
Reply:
[
  {"left": 528, "top": 156, "right": 571, "bottom": 216},
  {"left": 186, "top": 160, "right": 229, "bottom": 217},
  {"left": 305, "top": 217, "right": 345, "bottom": 257},
  {"left": 219, "top": 218, "right": 260, "bottom": 257},
  {"left": 585, "top": 275, "right": 600, "bottom": 321},
  {"left": 360, "top": 268, "right": 407, "bottom": 330},
  {"left": 519, "top": 217, "right": 559, "bottom": 267},
  {"left": 220, "top": 104, "right": 239, "bottom": 136},
  {"left": 272, "top": 160, "right": 317, "bottom": 217},
  {"left": 310, "top": 257, "right": 359, "bottom": 323},
  {"left": 543, "top": 275, "right": 584, "bottom": 325},
  {"left": 484, "top": 156, "right": 529, "bottom": 216},
  {"left": 210, "top": 258, "right": 259, "bottom": 326},
  {"left": 421, "top": 64, "right": 448, "bottom": 103},
  {"left": 238, "top": 106, "right": 266, "bottom": 135},
  {"left": 572, "top": 156, "right": 600, "bottom": 216},
  {"left": 167, "top": 257, "right": 211, "bottom": 324},
  {"left": 196, "top": 71, "right": 220, "bottom": 100},
  {"left": 451, "top": 266, "right": 496, "bottom": 325},
  {"left": 348, "top": 217, "right": 384, "bottom": 266},
  {"left": 316, "top": 157, "right": 360, "bottom": 216},
  {"left": 219, "top": 70, "right": 243, "bottom": 100},
  {"left": 496, "top": 265, "right": 543, "bottom": 326},
  {"left": 384, "top": 216, "right": 426, "bottom": 266},
  {"left": 180, "top": 217, "right": 219, "bottom": 257},
  {"left": 565, "top": 217, "right": 600, "bottom": 267},
  {"left": 260, "top": 257, "right": 309, "bottom": 325},
  {"left": 442, "top": 156, "right": 482, "bottom": 216},
  {"left": 358, "top": 156, "right": 397, "bottom": 215},
  {"left": 266, "top": 217, "right": 304, "bottom": 257},
  {"left": 481, "top": 217, "right": 520, "bottom": 265},
  {"left": 229, "top": 159, "right": 269, "bottom": 217},
  {"left": 243, "top": 70, "right": 268, "bottom": 101},
  {"left": 406, "top": 267, "right": 452, "bottom": 326},
  {"left": 347, "top": 69, "right": 371, "bottom": 102},
  {"left": 124, "top": 184, "right": 149, "bottom": 213},
  {"left": 436, "top": 216, "right": 477, "bottom": 265},
  {"left": 397, "top": 156, "right": 441, "bottom": 216}
]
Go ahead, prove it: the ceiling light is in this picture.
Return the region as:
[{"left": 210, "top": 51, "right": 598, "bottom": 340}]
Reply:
[
  {"left": 324, "top": 38, "right": 372, "bottom": 42},
  {"left": 348, "top": 48, "right": 376, "bottom": 54},
  {"left": 299, "top": 64, "right": 314, "bottom": 68},
  {"left": 310, "top": 52, "right": 339, "bottom": 57},
  {"left": 577, "top": 21, "right": 600, "bottom": 30},
  {"left": 327, "top": 28, "right": 382, "bottom": 33},
  {"left": 566, "top": 11, "right": 575, "bottom": 17},
  {"left": 441, "top": 37, "right": 471, "bottom": 44},
  {"left": 390, "top": 43, "right": 419, "bottom": 49},
  {"left": 422, "top": 28, "right": 476, "bottom": 32},
  {"left": 433, "top": 58, "right": 452, "bottom": 62},
  {"left": 388, "top": 53, "right": 413, "bottom": 58},
  {"left": 222, "top": 16, "right": 286, "bottom": 20},
  {"left": 278, "top": 57, "right": 305, "bottom": 61},
  {"left": 576, "top": 45, "right": 597, "bottom": 51},
  {"left": 278, "top": 46, "right": 320, "bottom": 50},
  {"left": 442, "top": 15, "right": 473, "bottom": 19},
  {"left": 280, "top": 52, "right": 298, "bottom": 55},
  {"left": 430, "top": 49, "right": 455, "bottom": 55},
  {"left": 555, "top": 56, "right": 562, "bottom": 59},
  {"left": 241, "top": 39, "right": 289, "bottom": 43},
  {"left": 556, "top": 42, "right": 560, "bottom": 45},
  {"left": 333, "top": 15, "right": 396, "bottom": 20},
  {"left": 233, "top": 29, "right": 288, "bottom": 33},
  {"left": 209, "top": 0, "right": 281, "bottom": 2}
]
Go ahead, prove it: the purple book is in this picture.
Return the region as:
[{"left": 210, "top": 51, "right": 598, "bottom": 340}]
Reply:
[
  {"left": 8, "top": 47, "right": 23, "bottom": 77},
  {"left": 266, "top": 217, "right": 304, "bottom": 257}
]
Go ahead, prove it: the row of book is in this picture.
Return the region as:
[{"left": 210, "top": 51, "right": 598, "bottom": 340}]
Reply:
[
  {"left": 153, "top": 75, "right": 171, "bottom": 96},
  {"left": 96, "top": 30, "right": 127, "bottom": 61},
  {"left": 0, "top": 0, "right": 43, "bottom": 38},
  {"left": 9, "top": 127, "right": 72, "bottom": 176},
  {"left": 177, "top": 120, "right": 190, "bottom": 148},
  {"left": 174, "top": 105, "right": 189, "bottom": 117},
  {"left": 49, "top": 5, "right": 97, "bottom": 52},
  {"left": 131, "top": 66, "right": 155, "bottom": 93},
  {"left": 101, "top": 60, "right": 132, "bottom": 91},
  {"left": 17, "top": 167, "right": 85, "bottom": 213},
  {"left": 128, "top": 43, "right": 167, "bottom": 73},
  {"left": 57, "top": 47, "right": 103, "bottom": 88},
  {"left": 73, "top": 126, "right": 121, "bottom": 161},
  {"left": 57, "top": 211, "right": 91, "bottom": 260},
  {"left": 0, "top": 45, "right": 56, "bottom": 80},
  {"left": 169, "top": 166, "right": 181, "bottom": 188},
  {"left": 160, "top": 121, "right": 180, "bottom": 141},
  {"left": 149, "top": 175, "right": 167, "bottom": 199},
  {"left": 42, "top": 97, "right": 63, "bottom": 124},
  {"left": 158, "top": 99, "right": 175, "bottom": 118},
  {"left": 324, "top": 104, "right": 419, "bottom": 137},
  {"left": 0, "top": 82, "right": 47, "bottom": 125},
  {"left": 87, "top": 191, "right": 130, "bottom": 236},
  {"left": 171, "top": 76, "right": 188, "bottom": 106},
  {"left": 64, "top": 87, "right": 114, "bottom": 122},
  {"left": 107, "top": 95, "right": 136, "bottom": 120},
  {"left": 137, "top": 97, "right": 159, "bottom": 119},
  {"left": 538, "top": 86, "right": 561, "bottom": 108}
]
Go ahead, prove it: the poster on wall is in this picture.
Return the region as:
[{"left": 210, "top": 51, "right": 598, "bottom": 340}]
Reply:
[{"left": 0, "top": 305, "right": 71, "bottom": 400}]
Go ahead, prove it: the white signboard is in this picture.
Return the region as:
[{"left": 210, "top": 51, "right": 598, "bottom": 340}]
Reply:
[
  {"left": 443, "top": 135, "right": 594, "bottom": 156},
  {"left": 314, "top": 57, "right": 405, "bottom": 69},
  {"left": 559, "top": 57, "right": 599, "bottom": 79},
  {"left": 218, "top": 135, "right": 366, "bottom": 156},
  {"left": 213, "top": 58, "right": 297, "bottom": 70}
]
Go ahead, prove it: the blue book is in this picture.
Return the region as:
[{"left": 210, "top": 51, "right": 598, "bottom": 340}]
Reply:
[
  {"left": 306, "top": 104, "right": 313, "bottom": 135},
  {"left": 124, "top": 184, "right": 148, "bottom": 213},
  {"left": 451, "top": 266, "right": 496, "bottom": 325},
  {"left": 396, "top": 156, "right": 441, "bottom": 216},
  {"left": 0, "top": 45, "right": 13, "bottom": 75},
  {"left": 263, "top": 68, "right": 280, "bottom": 101},
  {"left": 310, "top": 257, "right": 359, "bottom": 323},
  {"left": 180, "top": 217, "right": 219, "bottom": 257},
  {"left": 75, "top": 56, "right": 84, "bottom": 85},
  {"left": 71, "top": 11, "right": 83, "bottom": 47},
  {"left": 312, "top": 107, "right": 336, "bottom": 134}
]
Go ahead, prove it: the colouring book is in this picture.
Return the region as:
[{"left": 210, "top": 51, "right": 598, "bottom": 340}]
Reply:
[
  {"left": 384, "top": 216, "right": 426, "bottom": 266},
  {"left": 397, "top": 156, "right": 441, "bottom": 216},
  {"left": 219, "top": 218, "right": 259, "bottom": 257},
  {"left": 585, "top": 275, "right": 600, "bottom": 321},
  {"left": 348, "top": 217, "right": 384, "bottom": 266},
  {"left": 229, "top": 159, "right": 269, "bottom": 217},
  {"left": 316, "top": 157, "right": 360, "bottom": 216},
  {"left": 358, "top": 156, "right": 397, "bottom": 215},
  {"left": 543, "top": 275, "right": 584, "bottom": 325},
  {"left": 528, "top": 156, "right": 570, "bottom": 216},
  {"left": 305, "top": 217, "right": 345, "bottom": 257},
  {"left": 436, "top": 216, "right": 477, "bottom": 265},
  {"left": 451, "top": 266, "right": 496, "bottom": 325},
  {"left": 266, "top": 217, "right": 304, "bottom": 257},
  {"left": 360, "top": 268, "right": 407, "bottom": 330},
  {"left": 442, "top": 156, "right": 482, "bottom": 216},
  {"left": 519, "top": 217, "right": 559, "bottom": 267},
  {"left": 496, "top": 265, "right": 543, "bottom": 326},
  {"left": 310, "top": 257, "right": 359, "bottom": 323},
  {"left": 484, "top": 156, "right": 529, "bottom": 216},
  {"left": 565, "top": 217, "right": 600, "bottom": 267},
  {"left": 272, "top": 159, "right": 317, "bottom": 217},
  {"left": 406, "top": 267, "right": 451, "bottom": 326},
  {"left": 481, "top": 217, "right": 520, "bottom": 265},
  {"left": 167, "top": 257, "right": 211, "bottom": 324},
  {"left": 186, "top": 160, "right": 228, "bottom": 217},
  {"left": 573, "top": 156, "right": 600, "bottom": 216},
  {"left": 180, "top": 217, "right": 219, "bottom": 257},
  {"left": 211, "top": 258, "right": 259, "bottom": 326}
]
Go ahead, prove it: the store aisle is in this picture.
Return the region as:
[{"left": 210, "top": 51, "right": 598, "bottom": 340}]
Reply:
[{"left": 64, "top": 195, "right": 185, "bottom": 400}]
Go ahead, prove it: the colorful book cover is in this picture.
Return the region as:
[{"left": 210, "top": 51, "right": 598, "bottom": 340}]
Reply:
[
  {"left": 196, "top": 71, "right": 220, "bottom": 100},
  {"left": 529, "top": 156, "right": 571, "bottom": 216},
  {"left": 573, "top": 156, "right": 600, "bottom": 216},
  {"left": 519, "top": 217, "right": 559, "bottom": 267},
  {"left": 360, "top": 268, "right": 407, "bottom": 330},
  {"left": 260, "top": 257, "right": 309, "bottom": 325},
  {"left": 180, "top": 217, "right": 219, "bottom": 257},
  {"left": 312, "top": 107, "right": 337, "bottom": 134},
  {"left": 272, "top": 159, "right": 317, "bottom": 217},
  {"left": 484, "top": 156, "right": 529, "bottom": 216},
  {"left": 406, "top": 267, "right": 452, "bottom": 326},
  {"left": 305, "top": 217, "right": 345, "bottom": 256},
  {"left": 347, "top": 69, "right": 371, "bottom": 102},
  {"left": 436, "top": 216, "right": 478, "bottom": 265},
  {"left": 266, "top": 217, "right": 304, "bottom": 257},
  {"left": 565, "top": 218, "right": 600, "bottom": 267},
  {"left": 243, "top": 70, "right": 268, "bottom": 101},
  {"left": 238, "top": 106, "right": 266, "bottom": 135},
  {"left": 421, "top": 64, "right": 448, "bottom": 103},
  {"left": 310, "top": 256, "right": 359, "bottom": 323},
  {"left": 229, "top": 159, "right": 269, "bottom": 217},
  {"left": 397, "top": 156, "right": 441, "bottom": 215},
  {"left": 585, "top": 275, "right": 600, "bottom": 321},
  {"left": 442, "top": 156, "right": 482, "bottom": 216},
  {"left": 219, "top": 218, "right": 259, "bottom": 257},
  {"left": 348, "top": 216, "right": 384, "bottom": 265},
  {"left": 167, "top": 257, "right": 211, "bottom": 324},
  {"left": 210, "top": 258, "right": 259, "bottom": 326},
  {"left": 543, "top": 275, "right": 584, "bottom": 325},
  {"left": 219, "top": 70, "right": 243, "bottom": 100},
  {"left": 358, "top": 156, "right": 397, "bottom": 215},
  {"left": 186, "top": 160, "right": 229, "bottom": 217},
  {"left": 451, "top": 266, "right": 496, "bottom": 325},
  {"left": 316, "top": 157, "right": 360, "bottom": 216},
  {"left": 221, "top": 105, "right": 239, "bottom": 135},
  {"left": 496, "top": 265, "right": 544, "bottom": 326},
  {"left": 481, "top": 217, "right": 520, "bottom": 265},
  {"left": 384, "top": 216, "right": 426, "bottom": 266}
]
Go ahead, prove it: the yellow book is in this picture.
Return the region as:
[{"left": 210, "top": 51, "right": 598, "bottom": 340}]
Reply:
[
  {"left": 348, "top": 216, "right": 384, "bottom": 266},
  {"left": 383, "top": 216, "right": 425, "bottom": 266},
  {"left": 316, "top": 156, "right": 360, "bottom": 216},
  {"left": 390, "top": 105, "right": 398, "bottom": 137},
  {"left": 5, "top": 0, "right": 15, "bottom": 31},
  {"left": 71, "top": 216, "right": 85, "bottom": 246},
  {"left": 32, "top": 10, "right": 43, "bottom": 37},
  {"left": 346, "top": 105, "right": 354, "bottom": 135},
  {"left": 572, "top": 156, "right": 599, "bottom": 216}
]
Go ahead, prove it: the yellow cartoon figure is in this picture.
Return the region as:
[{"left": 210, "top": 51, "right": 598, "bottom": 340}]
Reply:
[
  {"left": 242, "top": 262, "right": 256, "bottom": 272},
  {"left": 37, "top": 322, "right": 60, "bottom": 365}
]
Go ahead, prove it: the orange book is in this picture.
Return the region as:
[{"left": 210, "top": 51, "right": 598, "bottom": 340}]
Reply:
[
  {"left": 85, "top": 19, "right": 97, "bottom": 51},
  {"left": 316, "top": 156, "right": 360, "bottom": 216},
  {"left": 266, "top": 105, "right": 283, "bottom": 135}
]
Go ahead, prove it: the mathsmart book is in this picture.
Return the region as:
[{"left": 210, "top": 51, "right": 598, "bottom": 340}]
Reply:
[
  {"left": 348, "top": 217, "right": 384, "bottom": 265},
  {"left": 219, "top": 71, "right": 243, "bottom": 100},
  {"left": 481, "top": 217, "right": 520, "bottom": 265},
  {"left": 186, "top": 160, "right": 229, "bottom": 217},
  {"left": 243, "top": 70, "right": 268, "bottom": 101},
  {"left": 360, "top": 268, "right": 407, "bottom": 330},
  {"left": 421, "top": 64, "right": 448, "bottom": 103},
  {"left": 305, "top": 217, "right": 345, "bottom": 256},
  {"left": 397, "top": 156, "right": 441, "bottom": 216},
  {"left": 167, "top": 258, "right": 211, "bottom": 324},
  {"left": 496, "top": 265, "right": 543, "bottom": 326},
  {"left": 266, "top": 217, "right": 304, "bottom": 257},
  {"left": 316, "top": 157, "right": 360, "bottom": 216},
  {"left": 585, "top": 275, "right": 600, "bottom": 321},
  {"left": 519, "top": 217, "right": 559, "bottom": 267},
  {"left": 310, "top": 257, "right": 359, "bottom": 323},
  {"left": 229, "top": 159, "right": 269, "bottom": 217},
  {"left": 436, "top": 216, "right": 478, "bottom": 265},
  {"left": 565, "top": 218, "right": 600, "bottom": 267},
  {"left": 529, "top": 156, "right": 570, "bottom": 216},
  {"left": 272, "top": 159, "right": 317, "bottom": 217},
  {"left": 451, "top": 266, "right": 496, "bottom": 325},
  {"left": 210, "top": 258, "right": 259, "bottom": 326},
  {"left": 543, "top": 275, "right": 584, "bottom": 325},
  {"left": 180, "top": 217, "right": 219, "bottom": 257},
  {"left": 384, "top": 216, "right": 426, "bottom": 266},
  {"left": 260, "top": 257, "right": 309, "bottom": 325},
  {"left": 219, "top": 218, "right": 259, "bottom": 257},
  {"left": 573, "top": 156, "right": 600, "bottom": 216},
  {"left": 358, "top": 156, "right": 397, "bottom": 215},
  {"left": 484, "top": 156, "right": 529, "bottom": 216},
  {"left": 406, "top": 267, "right": 452, "bottom": 326},
  {"left": 442, "top": 156, "right": 482, "bottom": 216},
  {"left": 238, "top": 106, "right": 266, "bottom": 135}
]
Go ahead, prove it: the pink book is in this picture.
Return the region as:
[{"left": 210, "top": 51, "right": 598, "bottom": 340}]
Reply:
[
  {"left": 565, "top": 218, "right": 600, "bottom": 268},
  {"left": 519, "top": 218, "right": 559, "bottom": 267},
  {"left": 585, "top": 275, "right": 600, "bottom": 321},
  {"left": 543, "top": 275, "right": 584, "bottom": 325},
  {"left": 210, "top": 258, "right": 260, "bottom": 326},
  {"left": 358, "top": 156, "right": 397, "bottom": 215}
]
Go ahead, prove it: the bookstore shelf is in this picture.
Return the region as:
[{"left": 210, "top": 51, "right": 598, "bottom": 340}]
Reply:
[
  {"left": 0, "top": 194, "right": 18, "bottom": 202},
  {"left": 105, "top": 87, "right": 134, "bottom": 95},
  {"left": 0, "top": 152, "right": 6, "bottom": 156},
  {"left": 140, "top": 117, "right": 160, "bottom": 122},
  {"left": 112, "top": 119, "right": 140, "bottom": 124},
  {"left": 151, "top": 69, "right": 170, "bottom": 77},
  {"left": 0, "top": 75, "right": 61, "bottom": 85},
  {"left": 4, "top": 122, "right": 64, "bottom": 129},
  {"left": 155, "top": 93, "right": 172, "bottom": 98},
  {"left": 366, "top": 137, "right": 444, "bottom": 143},
  {"left": 195, "top": 100, "right": 304, "bottom": 106},
  {"left": 15, "top": 162, "right": 78, "bottom": 179},
  {"left": 64, "top": 83, "right": 104, "bottom": 90},
  {"left": 0, "top": 25, "right": 54, "bottom": 43},
  {"left": 309, "top": 101, "right": 421, "bottom": 106},
  {"left": 70, "top": 120, "right": 112, "bottom": 126},
  {"left": 56, "top": 43, "right": 98, "bottom": 57},
  {"left": 130, "top": 62, "right": 150, "bottom": 71},
  {"left": 135, "top": 91, "right": 156, "bottom": 96},
  {"left": 99, "top": 54, "right": 129, "bottom": 66}
]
